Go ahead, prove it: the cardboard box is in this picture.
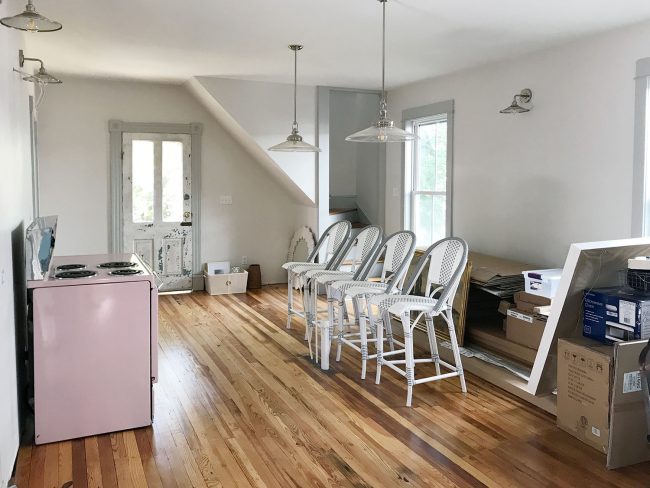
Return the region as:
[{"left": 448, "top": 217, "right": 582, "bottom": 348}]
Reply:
[
  {"left": 557, "top": 338, "right": 650, "bottom": 469},
  {"left": 505, "top": 308, "right": 547, "bottom": 349},
  {"left": 583, "top": 287, "right": 650, "bottom": 344},
  {"left": 514, "top": 291, "right": 551, "bottom": 314},
  {"left": 469, "top": 252, "right": 536, "bottom": 285},
  {"left": 497, "top": 300, "right": 514, "bottom": 316},
  {"left": 557, "top": 337, "right": 613, "bottom": 453}
]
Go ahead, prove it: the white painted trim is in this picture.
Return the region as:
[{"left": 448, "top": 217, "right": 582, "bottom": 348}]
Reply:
[
  {"left": 316, "top": 86, "right": 331, "bottom": 235},
  {"left": 109, "top": 120, "right": 203, "bottom": 289},
  {"left": 632, "top": 58, "right": 650, "bottom": 237},
  {"left": 29, "top": 96, "right": 40, "bottom": 218}
]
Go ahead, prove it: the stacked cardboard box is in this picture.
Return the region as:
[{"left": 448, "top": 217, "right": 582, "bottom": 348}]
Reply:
[
  {"left": 557, "top": 337, "right": 650, "bottom": 469},
  {"left": 505, "top": 291, "right": 551, "bottom": 350}
]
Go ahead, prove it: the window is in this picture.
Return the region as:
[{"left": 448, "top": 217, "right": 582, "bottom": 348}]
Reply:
[{"left": 404, "top": 101, "right": 453, "bottom": 247}]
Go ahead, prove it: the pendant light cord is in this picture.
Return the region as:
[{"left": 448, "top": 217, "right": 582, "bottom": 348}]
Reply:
[
  {"left": 293, "top": 47, "right": 298, "bottom": 131},
  {"left": 380, "top": 0, "right": 387, "bottom": 119}
]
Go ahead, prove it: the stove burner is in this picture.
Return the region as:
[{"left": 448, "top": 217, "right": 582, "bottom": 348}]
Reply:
[
  {"left": 108, "top": 269, "right": 143, "bottom": 276},
  {"left": 97, "top": 261, "right": 137, "bottom": 269},
  {"left": 55, "top": 270, "right": 97, "bottom": 279},
  {"left": 56, "top": 264, "right": 86, "bottom": 271}
]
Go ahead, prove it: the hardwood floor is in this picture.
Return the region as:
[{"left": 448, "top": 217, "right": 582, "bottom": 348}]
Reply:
[{"left": 15, "top": 285, "right": 650, "bottom": 487}]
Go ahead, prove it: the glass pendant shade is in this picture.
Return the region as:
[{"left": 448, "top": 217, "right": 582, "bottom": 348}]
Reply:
[
  {"left": 269, "top": 45, "right": 321, "bottom": 153},
  {"left": 347, "top": 0, "right": 416, "bottom": 143},
  {"left": 1, "top": 1, "right": 62, "bottom": 32},
  {"left": 346, "top": 112, "right": 416, "bottom": 142},
  {"left": 269, "top": 126, "right": 321, "bottom": 152}
]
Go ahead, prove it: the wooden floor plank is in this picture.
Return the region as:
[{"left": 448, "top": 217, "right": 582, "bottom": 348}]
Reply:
[
  {"left": 15, "top": 285, "right": 650, "bottom": 487},
  {"left": 15, "top": 445, "right": 33, "bottom": 488}
]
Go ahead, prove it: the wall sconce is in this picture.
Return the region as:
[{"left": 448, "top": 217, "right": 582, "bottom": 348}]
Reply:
[
  {"left": 500, "top": 88, "right": 532, "bottom": 114},
  {"left": 14, "top": 49, "right": 62, "bottom": 84}
]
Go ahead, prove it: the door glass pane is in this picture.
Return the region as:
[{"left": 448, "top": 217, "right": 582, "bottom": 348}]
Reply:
[
  {"left": 413, "top": 193, "right": 446, "bottom": 246},
  {"left": 414, "top": 119, "right": 447, "bottom": 192},
  {"left": 162, "top": 141, "right": 184, "bottom": 222},
  {"left": 132, "top": 140, "right": 154, "bottom": 223}
]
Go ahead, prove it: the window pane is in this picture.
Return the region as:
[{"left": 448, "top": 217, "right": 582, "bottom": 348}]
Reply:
[
  {"left": 132, "top": 140, "right": 154, "bottom": 223},
  {"left": 414, "top": 120, "right": 447, "bottom": 192},
  {"left": 162, "top": 141, "right": 184, "bottom": 222},
  {"left": 413, "top": 194, "right": 433, "bottom": 246},
  {"left": 413, "top": 193, "right": 447, "bottom": 246}
]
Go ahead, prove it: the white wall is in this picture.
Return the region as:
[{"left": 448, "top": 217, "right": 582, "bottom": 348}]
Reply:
[
  {"left": 0, "top": 15, "right": 32, "bottom": 485},
  {"left": 386, "top": 20, "right": 650, "bottom": 267},
  {"left": 38, "top": 77, "right": 315, "bottom": 283},
  {"left": 329, "top": 90, "right": 384, "bottom": 225},
  {"left": 195, "top": 77, "right": 317, "bottom": 203}
]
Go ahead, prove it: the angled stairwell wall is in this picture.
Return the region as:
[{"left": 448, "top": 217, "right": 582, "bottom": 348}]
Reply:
[{"left": 187, "top": 77, "right": 319, "bottom": 207}]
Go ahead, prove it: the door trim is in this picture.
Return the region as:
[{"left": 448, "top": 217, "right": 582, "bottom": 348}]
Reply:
[{"left": 109, "top": 120, "right": 203, "bottom": 290}]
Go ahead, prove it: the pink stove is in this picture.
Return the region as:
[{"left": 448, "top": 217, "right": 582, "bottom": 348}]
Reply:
[{"left": 27, "top": 253, "right": 158, "bottom": 445}]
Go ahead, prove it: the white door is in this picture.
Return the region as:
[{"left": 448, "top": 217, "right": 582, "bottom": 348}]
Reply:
[{"left": 122, "top": 133, "right": 192, "bottom": 291}]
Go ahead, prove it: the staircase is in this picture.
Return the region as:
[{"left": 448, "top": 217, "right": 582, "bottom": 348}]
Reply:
[{"left": 329, "top": 208, "right": 365, "bottom": 236}]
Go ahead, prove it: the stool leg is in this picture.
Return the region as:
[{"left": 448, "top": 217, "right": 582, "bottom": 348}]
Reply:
[
  {"left": 357, "top": 296, "right": 368, "bottom": 380},
  {"left": 302, "top": 279, "right": 310, "bottom": 341},
  {"left": 445, "top": 309, "right": 467, "bottom": 393},
  {"left": 286, "top": 273, "right": 293, "bottom": 329},
  {"left": 375, "top": 310, "right": 385, "bottom": 384},
  {"left": 336, "top": 297, "right": 345, "bottom": 362},
  {"left": 426, "top": 315, "right": 441, "bottom": 376},
  {"left": 402, "top": 312, "right": 415, "bottom": 407},
  {"left": 322, "top": 288, "right": 335, "bottom": 370}
]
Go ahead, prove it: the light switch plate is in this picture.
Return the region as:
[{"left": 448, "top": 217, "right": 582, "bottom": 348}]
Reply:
[{"left": 220, "top": 195, "right": 233, "bottom": 205}]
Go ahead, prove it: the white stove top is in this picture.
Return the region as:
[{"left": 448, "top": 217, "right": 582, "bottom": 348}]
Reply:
[{"left": 27, "top": 253, "right": 157, "bottom": 289}]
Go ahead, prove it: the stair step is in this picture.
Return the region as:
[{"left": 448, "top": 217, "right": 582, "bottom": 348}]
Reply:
[{"left": 329, "top": 207, "right": 356, "bottom": 215}]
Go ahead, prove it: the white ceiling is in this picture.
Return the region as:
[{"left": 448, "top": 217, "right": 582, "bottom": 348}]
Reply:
[{"left": 20, "top": 0, "right": 650, "bottom": 89}]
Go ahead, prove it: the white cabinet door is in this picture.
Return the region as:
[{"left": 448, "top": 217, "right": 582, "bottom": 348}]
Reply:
[{"left": 123, "top": 133, "right": 192, "bottom": 291}]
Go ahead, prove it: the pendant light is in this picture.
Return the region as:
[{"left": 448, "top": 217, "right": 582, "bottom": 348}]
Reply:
[
  {"left": 346, "top": 0, "right": 416, "bottom": 143},
  {"left": 269, "top": 45, "right": 321, "bottom": 152},
  {"left": 1, "top": 0, "right": 62, "bottom": 32}
]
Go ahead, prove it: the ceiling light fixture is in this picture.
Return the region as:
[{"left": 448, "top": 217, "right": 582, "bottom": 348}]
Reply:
[
  {"left": 0, "top": 0, "right": 62, "bottom": 32},
  {"left": 346, "top": 0, "right": 416, "bottom": 143},
  {"left": 500, "top": 88, "right": 532, "bottom": 114},
  {"left": 269, "top": 44, "right": 321, "bottom": 152},
  {"left": 14, "top": 50, "right": 62, "bottom": 84}
]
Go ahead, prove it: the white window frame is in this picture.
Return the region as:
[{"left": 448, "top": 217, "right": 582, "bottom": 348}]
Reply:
[
  {"left": 633, "top": 58, "right": 650, "bottom": 236},
  {"left": 402, "top": 100, "right": 454, "bottom": 245}
]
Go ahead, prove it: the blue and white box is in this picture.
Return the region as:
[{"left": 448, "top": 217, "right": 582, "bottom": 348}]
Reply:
[{"left": 583, "top": 286, "right": 650, "bottom": 344}]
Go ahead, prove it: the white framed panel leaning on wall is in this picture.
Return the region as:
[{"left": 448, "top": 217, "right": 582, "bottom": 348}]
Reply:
[{"left": 632, "top": 57, "right": 650, "bottom": 237}]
